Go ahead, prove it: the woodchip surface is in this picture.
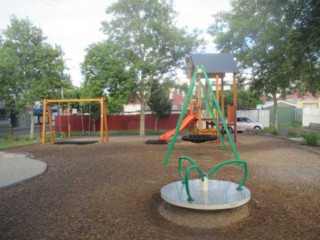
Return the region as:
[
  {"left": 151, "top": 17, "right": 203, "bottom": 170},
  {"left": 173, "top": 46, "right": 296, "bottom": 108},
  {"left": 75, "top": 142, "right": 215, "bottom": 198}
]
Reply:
[{"left": 0, "top": 134, "right": 319, "bottom": 240}]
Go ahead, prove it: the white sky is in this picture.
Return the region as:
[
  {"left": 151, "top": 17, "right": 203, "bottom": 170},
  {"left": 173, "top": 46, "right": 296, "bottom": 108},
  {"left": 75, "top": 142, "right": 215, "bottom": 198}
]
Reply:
[{"left": 0, "top": 0, "right": 231, "bottom": 86}]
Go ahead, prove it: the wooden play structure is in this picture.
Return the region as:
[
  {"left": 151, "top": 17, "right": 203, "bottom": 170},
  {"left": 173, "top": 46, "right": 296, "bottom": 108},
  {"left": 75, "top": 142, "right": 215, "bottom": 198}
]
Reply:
[
  {"left": 186, "top": 53, "right": 239, "bottom": 142},
  {"left": 161, "top": 54, "right": 250, "bottom": 210},
  {"left": 41, "top": 98, "right": 108, "bottom": 144},
  {"left": 156, "top": 53, "right": 238, "bottom": 143}
]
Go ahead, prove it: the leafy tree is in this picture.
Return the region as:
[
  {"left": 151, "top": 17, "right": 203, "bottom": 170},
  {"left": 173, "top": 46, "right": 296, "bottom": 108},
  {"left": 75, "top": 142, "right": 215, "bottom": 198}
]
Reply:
[
  {"left": 81, "top": 40, "right": 137, "bottom": 114},
  {"left": 208, "top": 0, "right": 319, "bottom": 131},
  {"left": 288, "top": 0, "right": 320, "bottom": 93},
  {"left": 224, "top": 90, "right": 261, "bottom": 110},
  {"left": 0, "top": 16, "right": 67, "bottom": 138},
  {"left": 148, "top": 81, "right": 172, "bottom": 130},
  {"left": 174, "top": 82, "right": 188, "bottom": 94},
  {"left": 101, "top": 0, "right": 201, "bottom": 136}
]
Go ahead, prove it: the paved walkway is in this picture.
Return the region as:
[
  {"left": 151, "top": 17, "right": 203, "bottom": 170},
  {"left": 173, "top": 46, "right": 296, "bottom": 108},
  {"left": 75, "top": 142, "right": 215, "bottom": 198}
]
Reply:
[{"left": 0, "top": 152, "right": 47, "bottom": 189}]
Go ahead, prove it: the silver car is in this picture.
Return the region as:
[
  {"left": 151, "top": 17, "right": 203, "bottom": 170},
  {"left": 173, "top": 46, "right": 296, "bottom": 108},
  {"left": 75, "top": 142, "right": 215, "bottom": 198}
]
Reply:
[{"left": 230, "top": 117, "right": 264, "bottom": 133}]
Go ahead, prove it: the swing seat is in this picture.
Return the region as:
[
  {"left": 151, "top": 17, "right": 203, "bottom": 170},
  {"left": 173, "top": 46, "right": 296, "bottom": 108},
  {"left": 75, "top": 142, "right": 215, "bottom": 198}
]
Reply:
[{"left": 182, "top": 134, "right": 218, "bottom": 143}]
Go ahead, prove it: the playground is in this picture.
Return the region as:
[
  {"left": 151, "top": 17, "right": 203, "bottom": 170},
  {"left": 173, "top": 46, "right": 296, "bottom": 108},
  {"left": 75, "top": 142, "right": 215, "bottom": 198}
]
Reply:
[{"left": 0, "top": 134, "right": 319, "bottom": 240}]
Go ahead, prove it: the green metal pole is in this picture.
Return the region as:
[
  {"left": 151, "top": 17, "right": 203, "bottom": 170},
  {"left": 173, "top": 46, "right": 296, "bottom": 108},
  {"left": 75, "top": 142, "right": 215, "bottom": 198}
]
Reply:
[
  {"left": 163, "top": 67, "right": 199, "bottom": 166},
  {"left": 202, "top": 67, "right": 241, "bottom": 160},
  {"left": 199, "top": 80, "right": 227, "bottom": 150}
]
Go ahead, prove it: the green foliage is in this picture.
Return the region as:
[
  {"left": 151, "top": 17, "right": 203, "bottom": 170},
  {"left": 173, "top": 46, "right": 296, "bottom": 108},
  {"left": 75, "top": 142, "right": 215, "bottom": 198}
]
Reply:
[
  {"left": 209, "top": 1, "right": 292, "bottom": 94},
  {"left": 263, "top": 127, "right": 278, "bottom": 135},
  {"left": 81, "top": 41, "right": 137, "bottom": 114},
  {"left": 100, "top": 0, "right": 202, "bottom": 135},
  {"left": 292, "top": 121, "right": 302, "bottom": 128},
  {"left": 0, "top": 138, "right": 41, "bottom": 149},
  {"left": 300, "top": 132, "right": 320, "bottom": 146},
  {"left": 148, "top": 81, "right": 172, "bottom": 118},
  {"left": 224, "top": 90, "right": 261, "bottom": 109},
  {"left": 209, "top": 0, "right": 320, "bottom": 129},
  {"left": 174, "top": 82, "right": 189, "bottom": 93},
  {"left": 0, "top": 16, "right": 67, "bottom": 138},
  {"left": 287, "top": 131, "right": 300, "bottom": 138},
  {"left": 59, "top": 132, "right": 66, "bottom": 139}
]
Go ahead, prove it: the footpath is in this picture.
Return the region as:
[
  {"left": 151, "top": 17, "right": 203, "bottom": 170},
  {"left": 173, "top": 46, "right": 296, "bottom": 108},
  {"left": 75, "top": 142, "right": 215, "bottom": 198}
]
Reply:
[{"left": 0, "top": 152, "right": 47, "bottom": 189}]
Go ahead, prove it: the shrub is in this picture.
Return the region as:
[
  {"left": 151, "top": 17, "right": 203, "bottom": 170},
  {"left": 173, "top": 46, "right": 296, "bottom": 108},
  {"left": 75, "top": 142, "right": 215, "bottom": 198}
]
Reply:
[
  {"left": 59, "top": 132, "right": 66, "bottom": 139},
  {"left": 292, "top": 121, "right": 302, "bottom": 128},
  {"left": 300, "top": 132, "right": 320, "bottom": 146},
  {"left": 288, "top": 131, "right": 300, "bottom": 138}
]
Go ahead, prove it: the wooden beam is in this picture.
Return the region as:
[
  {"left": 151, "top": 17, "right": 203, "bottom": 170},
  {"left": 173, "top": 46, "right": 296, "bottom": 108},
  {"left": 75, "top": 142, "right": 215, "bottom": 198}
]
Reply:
[
  {"left": 215, "top": 73, "right": 220, "bottom": 124},
  {"left": 46, "top": 98, "right": 103, "bottom": 103},
  {"left": 41, "top": 98, "right": 108, "bottom": 144},
  {"left": 233, "top": 73, "right": 237, "bottom": 143},
  {"left": 41, "top": 99, "right": 47, "bottom": 144},
  {"left": 47, "top": 105, "right": 54, "bottom": 142},
  {"left": 103, "top": 99, "right": 108, "bottom": 142}
]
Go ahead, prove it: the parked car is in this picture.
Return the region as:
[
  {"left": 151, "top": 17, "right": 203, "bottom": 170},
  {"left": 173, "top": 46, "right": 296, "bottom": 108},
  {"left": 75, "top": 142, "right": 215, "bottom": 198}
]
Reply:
[{"left": 230, "top": 117, "right": 264, "bottom": 133}]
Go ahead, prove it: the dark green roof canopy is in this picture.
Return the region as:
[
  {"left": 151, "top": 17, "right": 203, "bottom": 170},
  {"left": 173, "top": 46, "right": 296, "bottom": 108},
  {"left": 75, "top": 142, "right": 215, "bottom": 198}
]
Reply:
[{"left": 188, "top": 53, "right": 239, "bottom": 75}]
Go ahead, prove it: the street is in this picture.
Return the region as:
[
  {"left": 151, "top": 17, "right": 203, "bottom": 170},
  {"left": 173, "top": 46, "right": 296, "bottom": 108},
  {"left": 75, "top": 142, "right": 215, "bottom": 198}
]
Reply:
[{"left": 0, "top": 125, "right": 50, "bottom": 139}]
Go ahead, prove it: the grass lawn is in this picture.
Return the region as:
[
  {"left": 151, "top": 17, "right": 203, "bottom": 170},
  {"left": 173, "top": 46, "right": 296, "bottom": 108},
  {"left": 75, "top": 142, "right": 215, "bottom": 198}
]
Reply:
[{"left": 0, "top": 138, "right": 41, "bottom": 149}]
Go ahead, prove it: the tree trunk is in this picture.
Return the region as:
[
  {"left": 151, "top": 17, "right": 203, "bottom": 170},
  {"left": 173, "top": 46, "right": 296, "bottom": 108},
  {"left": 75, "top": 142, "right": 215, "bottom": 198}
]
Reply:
[
  {"left": 272, "top": 94, "right": 278, "bottom": 132},
  {"left": 154, "top": 116, "right": 159, "bottom": 131},
  {"left": 139, "top": 98, "right": 146, "bottom": 136},
  {"left": 29, "top": 110, "right": 34, "bottom": 139}
]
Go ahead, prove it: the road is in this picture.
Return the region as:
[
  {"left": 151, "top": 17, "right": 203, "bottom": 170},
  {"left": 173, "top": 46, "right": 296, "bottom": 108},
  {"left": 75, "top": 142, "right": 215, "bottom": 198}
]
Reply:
[{"left": 0, "top": 125, "right": 50, "bottom": 139}]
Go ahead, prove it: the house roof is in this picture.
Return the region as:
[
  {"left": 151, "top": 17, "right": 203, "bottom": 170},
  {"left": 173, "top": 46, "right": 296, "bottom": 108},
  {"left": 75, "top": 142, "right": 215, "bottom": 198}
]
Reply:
[
  {"left": 285, "top": 92, "right": 319, "bottom": 100},
  {"left": 172, "top": 91, "right": 185, "bottom": 105},
  {"left": 262, "top": 100, "right": 297, "bottom": 109},
  {"left": 188, "top": 53, "right": 239, "bottom": 74}
]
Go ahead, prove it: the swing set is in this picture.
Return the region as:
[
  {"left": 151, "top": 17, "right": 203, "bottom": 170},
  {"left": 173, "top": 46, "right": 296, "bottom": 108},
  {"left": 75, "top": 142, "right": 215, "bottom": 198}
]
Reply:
[{"left": 41, "top": 98, "right": 108, "bottom": 144}]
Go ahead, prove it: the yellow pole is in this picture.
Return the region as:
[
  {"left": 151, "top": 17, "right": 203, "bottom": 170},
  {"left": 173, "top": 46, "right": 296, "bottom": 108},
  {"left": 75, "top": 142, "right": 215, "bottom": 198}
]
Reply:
[
  {"left": 47, "top": 104, "right": 54, "bottom": 142},
  {"left": 215, "top": 73, "right": 220, "bottom": 126},
  {"left": 68, "top": 124, "right": 71, "bottom": 138},
  {"left": 233, "top": 73, "right": 237, "bottom": 142},
  {"left": 233, "top": 73, "right": 237, "bottom": 107},
  {"left": 197, "top": 81, "right": 202, "bottom": 131},
  {"left": 42, "top": 99, "right": 47, "bottom": 144},
  {"left": 103, "top": 98, "right": 108, "bottom": 142},
  {"left": 100, "top": 98, "right": 104, "bottom": 143},
  {"left": 221, "top": 75, "right": 225, "bottom": 117}
]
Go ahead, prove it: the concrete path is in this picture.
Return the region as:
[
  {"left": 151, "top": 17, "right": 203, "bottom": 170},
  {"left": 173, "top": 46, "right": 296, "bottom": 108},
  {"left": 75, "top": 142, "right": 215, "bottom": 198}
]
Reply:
[{"left": 0, "top": 151, "right": 47, "bottom": 189}]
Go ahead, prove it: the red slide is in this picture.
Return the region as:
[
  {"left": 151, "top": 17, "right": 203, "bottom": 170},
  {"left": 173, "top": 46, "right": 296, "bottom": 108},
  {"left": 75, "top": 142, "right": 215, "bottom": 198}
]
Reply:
[{"left": 159, "top": 114, "right": 196, "bottom": 141}]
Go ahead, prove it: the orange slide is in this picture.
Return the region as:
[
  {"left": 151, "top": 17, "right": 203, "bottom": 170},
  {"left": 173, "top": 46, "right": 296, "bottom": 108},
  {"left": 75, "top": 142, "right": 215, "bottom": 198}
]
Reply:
[{"left": 159, "top": 114, "right": 196, "bottom": 141}]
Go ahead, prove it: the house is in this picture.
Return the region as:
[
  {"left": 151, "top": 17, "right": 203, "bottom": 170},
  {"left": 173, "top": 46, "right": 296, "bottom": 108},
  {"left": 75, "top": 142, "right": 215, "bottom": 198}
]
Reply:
[
  {"left": 285, "top": 92, "right": 320, "bottom": 126},
  {"left": 262, "top": 100, "right": 298, "bottom": 126},
  {"left": 123, "top": 88, "right": 186, "bottom": 114},
  {"left": 285, "top": 92, "right": 320, "bottom": 109}
]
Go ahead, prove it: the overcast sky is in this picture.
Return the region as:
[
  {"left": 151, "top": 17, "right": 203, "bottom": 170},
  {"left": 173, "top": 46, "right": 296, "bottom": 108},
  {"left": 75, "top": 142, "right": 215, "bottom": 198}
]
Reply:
[{"left": 0, "top": 0, "right": 231, "bottom": 86}]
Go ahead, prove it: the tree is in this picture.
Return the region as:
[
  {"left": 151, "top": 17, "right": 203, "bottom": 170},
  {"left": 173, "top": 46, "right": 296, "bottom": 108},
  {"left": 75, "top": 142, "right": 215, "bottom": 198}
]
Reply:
[
  {"left": 148, "top": 81, "right": 172, "bottom": 130},
  {"left": 81, "top": 40, "right": 137, "bottom": 114},
  {"left": 208, "top": 0, "right": 319, "bottom": 131},
  {"left": 288, "top": 0, "right": 320, "bottom": 93},
  {"left": 0, "top": 16, "right": 67, "bottom": 138},
  {"left": 224, "top": 90, "right": 261, "bottom": 110},
  {"left": 101, "top": 0, "right": 201, "bottom": 136}
]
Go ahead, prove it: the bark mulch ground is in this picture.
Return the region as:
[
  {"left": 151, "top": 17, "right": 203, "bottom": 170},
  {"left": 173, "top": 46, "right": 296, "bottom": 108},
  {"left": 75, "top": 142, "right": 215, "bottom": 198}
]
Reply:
[{"left": 0, "top": 134, "right": 319, "bottom": 240}]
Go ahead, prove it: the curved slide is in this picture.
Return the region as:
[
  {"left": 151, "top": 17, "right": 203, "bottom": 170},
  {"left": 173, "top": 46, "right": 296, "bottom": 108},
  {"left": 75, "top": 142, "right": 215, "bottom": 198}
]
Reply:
[{"left": 159, "top": 114, "right": 196, "bottom": 141}]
